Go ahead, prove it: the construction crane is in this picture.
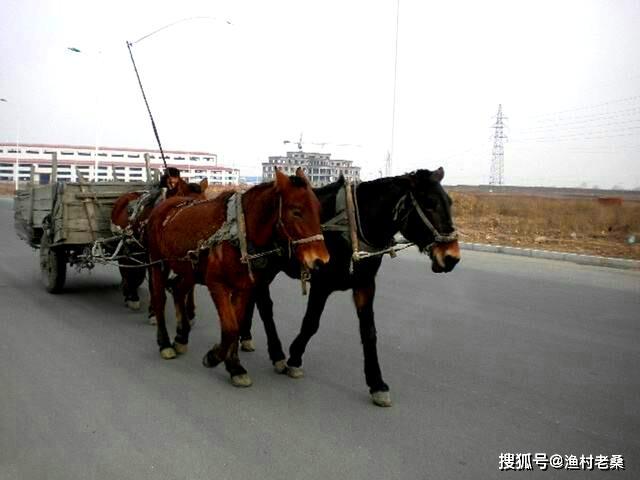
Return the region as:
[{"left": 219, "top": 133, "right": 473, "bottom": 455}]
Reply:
[{"left": 283, "top": 133, "right": 361, "bottom": 151}]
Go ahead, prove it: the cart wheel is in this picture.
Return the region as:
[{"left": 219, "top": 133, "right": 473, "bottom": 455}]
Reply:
[{"left": 40, "top": 233, "right": 66, "bottom": 293}]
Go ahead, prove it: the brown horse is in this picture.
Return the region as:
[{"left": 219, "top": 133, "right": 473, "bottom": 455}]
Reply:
[
  {"left": 145, "top": 168, "right": 330, "bottom": 387},
  {"left": 110, "top": 177, "right": 207, "bottom": 314}
]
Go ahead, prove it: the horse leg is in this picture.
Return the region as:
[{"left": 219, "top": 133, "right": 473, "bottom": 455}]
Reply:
[
  {"left": 254, "top": 283, "right": 287, "bottom": 372},
  {"left": 149, "top": 264, "right": 175, "bottom": 359},
  {"left": 147, "top": 266, "right": 156, "bottom": 325},
  {"left": 119, "top": 262, "right": 144, "bottom": 311},
  {"left": 239, "top": 269, "right": 279, "bottom": 354},
  {"left": 287, "top": 285, "right": 331, "bottom": 378},
  {"left": 172, "top": 277, "right": 193, "bottom": 355},
  {"left": 202, "top": 284, "right": 251, "bottom": 387},
  {"left": 353, "top": 281, "right": 391, "bottom": 407},
  {"left": 239, "top": 292, "right": 256, "bottom": 352},
  {"left": 185, "top": 286, "right": 196, "bottom": 327}
]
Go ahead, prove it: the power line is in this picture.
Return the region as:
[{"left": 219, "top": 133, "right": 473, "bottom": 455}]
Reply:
[{"left": 527, "top": 94, "right": 640, "bottom": 120}]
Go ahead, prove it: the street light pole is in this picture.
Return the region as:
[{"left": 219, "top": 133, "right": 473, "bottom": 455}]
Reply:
[
  {"left": 0, "top": 98, "right": 20, "bottom": 190},
  {"left": 67, "top": 47, "right": 102, "bottom": 181},
  {"left": 14, "top": 119, "right": 20, "bottom": 190}
]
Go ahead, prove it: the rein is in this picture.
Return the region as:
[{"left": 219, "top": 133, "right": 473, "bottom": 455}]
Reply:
[
  {"left": 324, "top": 181, "right": 458, "bottom": 264},
  {"left": 276, "top": 196, "right": 325, "bottom": 259},
  {"left": 406, "top": 192, "right": 458, "bottom": 253}
]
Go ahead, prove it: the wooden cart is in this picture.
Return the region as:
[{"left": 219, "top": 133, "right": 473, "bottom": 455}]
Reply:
[{"left": 14, "top": 160, "right": 147, "bottom": 293}]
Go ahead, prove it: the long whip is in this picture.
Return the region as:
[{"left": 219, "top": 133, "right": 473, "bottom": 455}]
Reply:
[{"left": 126, "top": 40, "right": 167, "bottom": 170}]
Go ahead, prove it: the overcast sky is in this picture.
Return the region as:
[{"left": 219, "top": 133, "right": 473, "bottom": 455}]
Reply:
[{"left": 1, "top": 0, "right": 639, "bottom": 188}]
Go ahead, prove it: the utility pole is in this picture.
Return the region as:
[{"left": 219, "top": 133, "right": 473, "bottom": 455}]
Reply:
[
  {"left": 384, "top": 151, "right": 392, "bottom": 177},
  {"left": 489, "top": 104, "right": 507, "bottom": 186}
]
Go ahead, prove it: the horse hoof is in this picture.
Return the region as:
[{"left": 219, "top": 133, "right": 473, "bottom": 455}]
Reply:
[
  {"left": 174, "top": 342, "right": 188, "bottom": 354},
  {"left": 371, "top": 391, "right": 392, "bottom": 407},
  {"left": 126, "top": 300, "right": 141, "bottom": 311},
  {"left": 240, "top": 339, "right": 256, "bottom": 352},
  {"left": 231, "top": 374, "right": 253, "bottom": 387},
  {"left": 273, "top": 360, "right": 287, "bottom": 374},
  {"left": 202, "top": 350, "right": 221, "bottom": 368},
  {"left": 287, "top": 366, "right": 304, "bottom": 379},
  {"left": 148, "top": 316, "right": 157, "bottom": 326},
  {"left": 160, "top": 347, "right": 177, "bottom": 360}
]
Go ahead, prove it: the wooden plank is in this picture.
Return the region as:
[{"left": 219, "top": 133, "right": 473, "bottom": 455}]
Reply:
[{"left": 74, "top": 191, "right": 144, "bottom": 199}]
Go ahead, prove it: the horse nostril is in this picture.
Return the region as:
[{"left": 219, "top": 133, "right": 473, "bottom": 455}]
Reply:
[{"left": 313, "top": 258, "right": 325, "bottom": 270}]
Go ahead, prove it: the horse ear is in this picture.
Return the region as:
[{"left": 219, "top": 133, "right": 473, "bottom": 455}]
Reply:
[
  {"left": 295, "top": 167, "right": 307, "bottom": 180},
  {"left": 430, "top": 167, "right": 444, "bottom": 183},
  {"left": 199, "top": 178, "right": 208, "bottom": 191},
  {"left": 337, "top": 173, "right": 345, "bottom": 185},
  {"left": 274, "top": 167, "right": 289, "bottom": 191}
]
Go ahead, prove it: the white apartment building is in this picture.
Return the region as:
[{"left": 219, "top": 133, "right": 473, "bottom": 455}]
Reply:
[
  {"left": 262, "top": 151, "right": 360, "bottom": 186},
  {"left": 0, "top": 143, "right": 239, "bottom": 185}
]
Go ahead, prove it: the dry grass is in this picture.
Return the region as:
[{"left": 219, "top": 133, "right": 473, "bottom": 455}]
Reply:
[
  {"left": 452, "top": 192, "right": 640, "bottom": 259},
  {"left": 0, "top": 182, "right": 15, "bottom": 196}
]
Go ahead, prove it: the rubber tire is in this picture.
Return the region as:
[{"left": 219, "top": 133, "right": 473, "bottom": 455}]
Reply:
[{"left": 40, "top": 233, "right": 67, "bottom": 293}]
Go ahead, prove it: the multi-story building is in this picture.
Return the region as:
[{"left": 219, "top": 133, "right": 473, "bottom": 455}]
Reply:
[
  {"left": 262, "top": 151, "right": 360, "bottom": 186},
  {"left": 0, "top": 143, "right": 239, "bottom": 185}
]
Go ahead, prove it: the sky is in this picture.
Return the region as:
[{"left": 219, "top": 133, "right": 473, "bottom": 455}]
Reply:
[{"left": 1, "top": 0, "right": 639, "bottom": 188}]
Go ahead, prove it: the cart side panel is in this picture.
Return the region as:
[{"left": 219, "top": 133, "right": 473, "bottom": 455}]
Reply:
[
  {"left": 55, "top": 182, "right": 147, "bottom": 245},
  {"left": 14, "top": 184, "right": 54, "bottom": 246}
]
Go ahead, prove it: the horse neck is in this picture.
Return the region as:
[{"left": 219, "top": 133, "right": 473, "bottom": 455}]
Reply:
[
  {"left": 242, "top": 185, "right": 279, "bottom": 247},
  {"left": 172, "top": 181, "right": 191, "bottom": 197},
  {"left": 354, "top": 178, "right": 409, "bottom": 247}
]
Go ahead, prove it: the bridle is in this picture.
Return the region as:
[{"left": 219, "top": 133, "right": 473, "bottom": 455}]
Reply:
[
  {"left": 276, "top": 196, "right": 325, "bottom": 258},
  {"left": 393, "top": 191, "right": 458, "bottom": 254}
]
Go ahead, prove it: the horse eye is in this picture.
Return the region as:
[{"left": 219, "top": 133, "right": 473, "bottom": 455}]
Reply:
[{"left": 291, "top": 209, "right": 303, "bottom": 218}]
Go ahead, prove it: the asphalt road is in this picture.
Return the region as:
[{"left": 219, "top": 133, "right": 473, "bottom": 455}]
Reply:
[{"left": 1, "top": 197, "right": 639, "bottom": 480}]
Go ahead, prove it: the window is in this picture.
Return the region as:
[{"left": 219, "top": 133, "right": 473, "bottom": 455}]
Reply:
[
  {"left": 112, "top": 154, "right": 124, "bottom": 158},
  {"left": 78, "top": 152, "right": 91, "bottom": 156},
  {"left": 128, "top": 154, "right": 140, "bottom": 158},
  {"left": 61, "top": 151, "right": 74, "bottom": 155}
]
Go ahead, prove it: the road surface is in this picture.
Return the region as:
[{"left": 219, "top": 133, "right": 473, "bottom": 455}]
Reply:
[{"left": 1, "top": 198, "right": 638, "bottom": 479}]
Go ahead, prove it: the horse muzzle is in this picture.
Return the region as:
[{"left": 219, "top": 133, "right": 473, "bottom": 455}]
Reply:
[
  {"left": 430, "top": 240, "right": 460, "bottom": 273},
  {"left": 292, "top": 234, "right": 330, "bottom": 270}
]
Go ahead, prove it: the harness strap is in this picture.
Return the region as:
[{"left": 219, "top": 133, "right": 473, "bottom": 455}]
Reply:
[
  {"left": 236, "top": 191, "right": 254, "bottom": 281},
  {"left": 408, "top": 192, "right": 458, "bottom": 246}
]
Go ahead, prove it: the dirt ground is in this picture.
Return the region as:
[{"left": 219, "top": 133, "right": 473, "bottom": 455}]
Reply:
[{"left": 450, "top": 191, "right": 640, "bottom": 260}]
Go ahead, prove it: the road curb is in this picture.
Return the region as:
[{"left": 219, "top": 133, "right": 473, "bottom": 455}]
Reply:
[{"left": 459, "top": 242, "right": 640, "bottom": 271}]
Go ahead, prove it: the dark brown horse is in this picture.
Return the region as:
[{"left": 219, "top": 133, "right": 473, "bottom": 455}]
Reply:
[
  {"left": 241, "top": 168, "right": 460, "bottom": 406},
  {"left": 110, "top": 177, "right": 207, "bottom": 315},
  {"left": 144, "top": 168, "right": 330, "bottom": 387}
]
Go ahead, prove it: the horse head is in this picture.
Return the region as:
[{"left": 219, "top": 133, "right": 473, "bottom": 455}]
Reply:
[
  {"left": 398, "top": 167, "right": 460, "bottom": 273},
  {"left": 274, "top": 168, "right": 330, "bottom": 270},
  {"left": 170, "top": 177, "right": 208, "bottom": 199}
]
